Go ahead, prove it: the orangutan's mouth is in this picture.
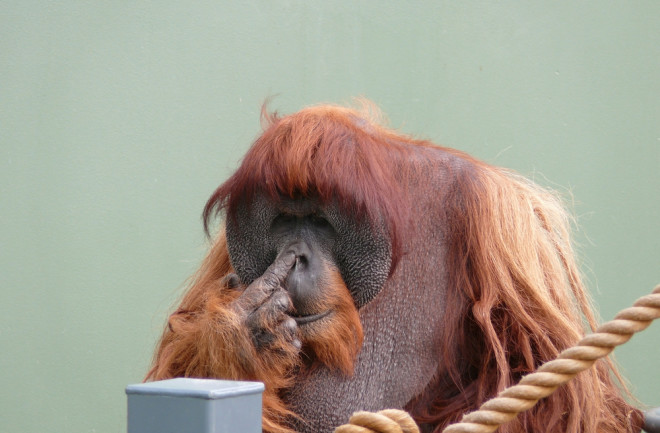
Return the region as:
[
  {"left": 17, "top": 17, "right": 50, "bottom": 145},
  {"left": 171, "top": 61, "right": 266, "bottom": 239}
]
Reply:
[{"left": 292, "top": 310, "right": 331, "bottom": 325}]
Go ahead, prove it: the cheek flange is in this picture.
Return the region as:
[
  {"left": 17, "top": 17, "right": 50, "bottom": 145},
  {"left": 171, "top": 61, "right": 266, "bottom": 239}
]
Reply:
[
  {"left": 226, "top": 196, "right": 279, "bottom": 286},
  {"left": 226, "top": 197, "right": 393, "bottom": 310},
  {"left": 326, "top": 206, "right": 392, "bottom": 308}
]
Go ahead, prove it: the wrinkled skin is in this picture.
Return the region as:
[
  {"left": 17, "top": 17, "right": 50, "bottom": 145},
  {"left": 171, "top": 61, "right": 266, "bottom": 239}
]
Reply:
[
  {"left": 228, "top": 251, "right": 301, "bottom": 353},
  {"left": 225, "top": 159, "right": 450, "bottom": 433},
  {"left": 150, "top": 104, "right": 644, "bottom": 433}
]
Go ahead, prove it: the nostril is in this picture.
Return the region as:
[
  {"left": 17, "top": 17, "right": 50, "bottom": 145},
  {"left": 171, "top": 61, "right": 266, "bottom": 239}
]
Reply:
[{"left": 295, "top": 255, "right": 308, "bottom": 268}]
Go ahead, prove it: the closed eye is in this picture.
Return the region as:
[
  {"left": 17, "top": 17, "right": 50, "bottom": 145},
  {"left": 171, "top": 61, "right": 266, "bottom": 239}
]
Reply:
[
  {"left": 271, "top": 213, "right": 297, "bottom": 235},
  {"left": 309, "top": 215, "right": 331, "bottom": 228},
  {"left": 270, "top": 213, "right": 335, "bottom": 237}
]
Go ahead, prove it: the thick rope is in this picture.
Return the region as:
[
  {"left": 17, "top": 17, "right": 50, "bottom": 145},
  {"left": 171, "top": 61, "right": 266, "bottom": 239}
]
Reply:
[
  {"left": 443, "top": 284, "right": 660, "bottom": 433},
  {"left": 334, "top": 285, "right": 660, "bottom": 433},
  {"left": 334, "top": 409, "right": 420, "bottom": 433}
]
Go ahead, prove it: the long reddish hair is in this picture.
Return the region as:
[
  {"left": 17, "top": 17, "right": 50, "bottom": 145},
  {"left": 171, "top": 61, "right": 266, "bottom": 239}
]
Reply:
[
  {"left": 146, "top": 232, "right": 302, "bottom": 432},
  {"left": 202, "top": 103, "right": 428, "bottom": 274},
  {"left": 407, "top": 150, "right": 641, "bottom": 432},
  {"left": 148, "top": 102, "right": 641, "bottom": 433}
]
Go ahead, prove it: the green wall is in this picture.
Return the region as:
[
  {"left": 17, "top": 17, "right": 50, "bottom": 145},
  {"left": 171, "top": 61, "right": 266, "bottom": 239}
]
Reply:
[{"left": 1, "top": 2, "right": 657, "bottom": 432}]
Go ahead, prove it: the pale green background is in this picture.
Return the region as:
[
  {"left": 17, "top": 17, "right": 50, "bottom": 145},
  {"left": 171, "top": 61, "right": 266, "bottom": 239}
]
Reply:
[{"left": 1, "top": 2, "right": 658, "bottom": 432}]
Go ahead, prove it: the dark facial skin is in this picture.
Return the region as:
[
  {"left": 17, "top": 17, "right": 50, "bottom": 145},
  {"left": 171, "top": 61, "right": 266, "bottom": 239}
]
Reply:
[
  {"left": 222, "top": 194, "right": 391, "bottom": 382},
  {"left": 226, "top": 195, "right": 392, "bottom": 313},
  {"left": 272, "top": 212, "right": 336, "bottom": 313}
]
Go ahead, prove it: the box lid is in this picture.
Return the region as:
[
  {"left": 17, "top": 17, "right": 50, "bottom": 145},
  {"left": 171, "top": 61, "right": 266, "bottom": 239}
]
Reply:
[{"left": 126, "top": 378, "right": 264, "bottom": 400}]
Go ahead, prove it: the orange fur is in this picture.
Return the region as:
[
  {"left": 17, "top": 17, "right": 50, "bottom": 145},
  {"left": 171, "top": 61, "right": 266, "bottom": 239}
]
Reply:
[
  {"left": 148, "top": 102, "right": 642, "bottom": 433},
  {"left": 406, "top": 156, "right": 642, "bottom": 432},
  {"left": 146, "top": 232, "right": 363, "bottom": 433},
  {"left": 299, "top": 266, "right": 363, "bottom": 375},
  {"left": 146, "top": 233, "right": 297, "bottom": 433}
]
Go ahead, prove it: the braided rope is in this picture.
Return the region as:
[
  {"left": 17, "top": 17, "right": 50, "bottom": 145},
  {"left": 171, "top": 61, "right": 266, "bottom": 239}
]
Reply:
[
  {"left": 333, "top": 285, "right": 660, "bottom": 433},
  {"left": 334, "top": 409, "right": 420, "bottom": 433},
  {"left": 443, "top": 284, "right": 660, "bottom": 433}
]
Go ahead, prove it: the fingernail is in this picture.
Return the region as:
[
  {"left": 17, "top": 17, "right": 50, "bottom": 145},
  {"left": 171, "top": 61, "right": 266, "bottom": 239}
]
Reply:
[{"left": 283, "top": 252, "right": 295, "bottom": 267}]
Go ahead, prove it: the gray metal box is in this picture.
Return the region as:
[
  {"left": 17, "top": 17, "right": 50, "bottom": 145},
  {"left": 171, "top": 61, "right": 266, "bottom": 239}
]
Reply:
[{"left": 126, "top": 378, "right": 264, "bottom": 433}]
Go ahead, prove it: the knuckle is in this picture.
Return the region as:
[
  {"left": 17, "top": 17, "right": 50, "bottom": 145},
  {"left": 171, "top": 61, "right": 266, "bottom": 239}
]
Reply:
[
  {"left": 235, "top": 291, "right": 260, "bottom": 311},
  {"left": 284, "top": 316, "right": 297, "bottom": 332},
  {"left": 261, "top": 273, "right": 279, "bottom": 289},
  {"left": 272, "top": 291, "right": 291, "bottom": 310}
]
